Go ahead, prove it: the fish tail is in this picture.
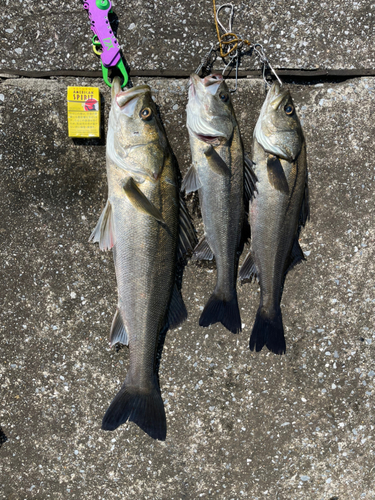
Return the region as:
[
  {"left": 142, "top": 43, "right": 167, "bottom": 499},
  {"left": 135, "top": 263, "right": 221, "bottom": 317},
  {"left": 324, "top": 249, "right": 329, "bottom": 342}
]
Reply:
[
  {"left": 199, "top": 290, "right": 242, "bottom": 334},
  {"left": 250, "top": 306, "right": 286, "bottom": 355},
  {"left": 101, "top": 377, "right": 166, "bottom": 441}
]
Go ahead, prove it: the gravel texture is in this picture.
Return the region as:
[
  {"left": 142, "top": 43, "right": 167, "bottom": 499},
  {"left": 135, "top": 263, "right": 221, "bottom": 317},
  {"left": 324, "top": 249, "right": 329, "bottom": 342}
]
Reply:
[
  {"left": 1, "top": 0, "right": 374, "bottom": 73},
  {"left": 0, "top": 76, "right": 374, "bottom": 498}
]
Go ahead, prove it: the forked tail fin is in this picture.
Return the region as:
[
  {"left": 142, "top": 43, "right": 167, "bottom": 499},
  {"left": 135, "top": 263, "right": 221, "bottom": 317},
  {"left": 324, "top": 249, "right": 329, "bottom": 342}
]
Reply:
[
  {"left": 199, "top": 290, "right": 242, "bottom": 334},
  {"left": 250, "top": 306, "right": 286, "bottom": 355},
  {"left": 102, "top": 378, "right": 166, "bottom": 441}
]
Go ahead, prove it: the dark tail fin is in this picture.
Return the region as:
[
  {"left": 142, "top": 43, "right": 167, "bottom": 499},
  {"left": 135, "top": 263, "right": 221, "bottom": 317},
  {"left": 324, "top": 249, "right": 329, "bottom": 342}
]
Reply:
[
  {"left": 250, "top": 307, "right": 286, "bottom": 355},
  {"left": 199, "top": 290, "right": 241, "bottom": 334},
  {"left": 102, "top": 380, "right": 166, "bottom": 441}
]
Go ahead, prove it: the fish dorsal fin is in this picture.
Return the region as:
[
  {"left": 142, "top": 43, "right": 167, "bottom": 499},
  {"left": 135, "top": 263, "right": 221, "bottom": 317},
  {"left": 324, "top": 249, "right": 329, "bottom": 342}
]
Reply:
[
  {"left": 239, "top": 251, "right": 258, "bottom": 283},
  {"left": 244, "top": 153, "right": 258, "bottom": 208},
  {"left": 166, "top": 284, "right": 188, "bottom": 330},
  {"left": 89, "top": 200, "right": 115, "bottom": 250},
  {"left": 192, "top": 236, "right": 214, "bottom": 261},
  {"left": 267, "top": 155, "right": 289, "bottom": 195},
  {"left": 204, "top": 145, "right": 231, "bottom": 176},
  {"left": 178, "top": 198, "right": 198, "bottom": 260},
  {"left": 109, "top": 309, "right": 128, "bottom": 347},
  {"left": 181, "top": 166, "right": 202, "bottom": 193},
  {"left": 123, "top": 177, "right": 165, "bottom": 224}
]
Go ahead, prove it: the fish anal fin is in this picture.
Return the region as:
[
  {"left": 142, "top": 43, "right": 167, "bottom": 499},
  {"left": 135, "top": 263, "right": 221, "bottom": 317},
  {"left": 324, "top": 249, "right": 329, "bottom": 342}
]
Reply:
[
  {"left": 204, "top": 145, "right": 231, "bottom": 176},
  {"left": 123, "top": 177, "right": 165, "bottom": 224},
  {"left": 109, "top": 309, "right": 128, "bottom": 347},
  {"left": 267, "top": 155, "right": 289, "bottom": 195},
  {"left": 181, "top": 166, "right": 202, "bottom": 194},
  {"left": 89, "top": 200, "right": 115, "bottom": 251},
  {"left": 239, "top": 251, "right": 258, "bottom": 283},
  {"left": 192, "top": 236, "right": 214, "bottom": 261}
]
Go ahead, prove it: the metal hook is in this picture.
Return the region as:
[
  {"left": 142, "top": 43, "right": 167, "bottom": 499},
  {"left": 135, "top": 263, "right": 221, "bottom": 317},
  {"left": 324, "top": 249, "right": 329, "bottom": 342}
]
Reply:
[
  {"left": 253, "top": 43, "right": 282, "bottom": 87},
  {"left": 231, "top": 52, "right": 239, "bottom": 93},
  {"left": 216, "top": 3, "right": 234, "bottom": 33},
  {"left": 195, "top": 44, "right": 217, "bottom": 75},
  {"left": 222, "top": 49, "right": 239, "bottom": 93}
]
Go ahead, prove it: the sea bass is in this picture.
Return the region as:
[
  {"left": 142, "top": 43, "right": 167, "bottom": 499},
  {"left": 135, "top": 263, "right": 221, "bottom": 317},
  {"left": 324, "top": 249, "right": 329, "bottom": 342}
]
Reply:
[
  {"left": 90, "top": 78, "right": 196, "bottom": 440},
  {"left": 240, "top": 82, "right": 309, "bottom": 354},
  {"left": 183, "top": 73, "right": 255, "bottom": 334}
]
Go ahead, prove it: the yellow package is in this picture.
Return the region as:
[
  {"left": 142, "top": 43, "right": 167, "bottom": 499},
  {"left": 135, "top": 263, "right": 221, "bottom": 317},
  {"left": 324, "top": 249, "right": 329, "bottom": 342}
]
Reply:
[{"left": 67, "top": 87, "right": 100, "bottom": 138}]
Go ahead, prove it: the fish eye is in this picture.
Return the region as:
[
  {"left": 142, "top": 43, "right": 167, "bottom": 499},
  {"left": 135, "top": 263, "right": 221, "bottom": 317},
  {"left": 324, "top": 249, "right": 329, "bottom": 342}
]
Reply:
[
  {"left": 284, "top": 104, "right": 294, "bottom": 116},
  {"left": 219, "top": 92, "right": 229, "bottom": 102},
  {"left": 140, "top": 107, "right": 152, "bottom": 120}
]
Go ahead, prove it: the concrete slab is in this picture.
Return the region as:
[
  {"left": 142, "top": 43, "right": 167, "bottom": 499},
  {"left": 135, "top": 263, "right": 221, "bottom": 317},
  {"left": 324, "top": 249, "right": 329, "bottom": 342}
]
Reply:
[
  {"left": 1, "top": 0, "right": 374, "bottom": 73},
  {"left": 0, "top": 76, "right": 374, "bottom": 498}
]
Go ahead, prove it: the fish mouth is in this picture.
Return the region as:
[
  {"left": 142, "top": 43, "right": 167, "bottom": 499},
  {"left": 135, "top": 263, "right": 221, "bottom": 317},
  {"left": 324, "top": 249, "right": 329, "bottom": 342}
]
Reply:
[
  {"left": 192, "top": 132, "right": 221, "bottom": 145},
  {"left": 187, "top": 73, "right": 229, "bottom": 143},
  {"left": 189, "top": 73, "right": 223, "bottom": 98},
  {"left": 202, "top": 74, "right": 224, "bottom": 87},
  {"left": 268, "top": 82, "right": 290, "bottom": 110},
  {"left": 115, "top": 85, "right": 151, "bottom": 115}
]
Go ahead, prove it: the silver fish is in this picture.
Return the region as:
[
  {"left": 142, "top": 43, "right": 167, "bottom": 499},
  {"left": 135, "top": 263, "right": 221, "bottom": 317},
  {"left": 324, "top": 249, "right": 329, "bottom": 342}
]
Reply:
[
  {"left": 240, "top": 82, "right": 309, "bottom": 354},
  {"left": 183, "top": 73, "right": 255, "bottom": 334},
  {"left": 90, "top": 78, "right": 196, "bottom": 440}
]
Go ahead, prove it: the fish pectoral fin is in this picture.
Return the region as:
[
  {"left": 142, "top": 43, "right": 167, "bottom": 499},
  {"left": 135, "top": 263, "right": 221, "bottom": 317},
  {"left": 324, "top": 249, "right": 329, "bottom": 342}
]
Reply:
[
  {"left": 178, "top": 198, "right": 198, "bottom": 260},
  {"left": 88, "top": 200, "right": 115, "bottom": 250},
  {"left": 181, "top": 166, "right": 202, "bottom": 193},
  {"left": 204, "top": 145, "right": 231, "bottom": 176},
  {"left": 192, "top": 236, "right": 214, "bottom": 261},
  {"left": 267, "top": 155, "right": 289, "bottom": 195},
  {"left": 123, "top": 177, "right": 165, "bottom": 224},
  {"left": 239, "top": 251, "right": 258, "bottom": 283},
  {"left": 284, "top": 237, "right": 306, "bottom": 278},
  {"left": 166, "top": 284, "right": 188, "bottom": 330},
  {"left": 109, "top": 309, "right": 129, "bottom": 347},
  {"left": 244, "top": 153, "right": 258, "bottom": 207}
]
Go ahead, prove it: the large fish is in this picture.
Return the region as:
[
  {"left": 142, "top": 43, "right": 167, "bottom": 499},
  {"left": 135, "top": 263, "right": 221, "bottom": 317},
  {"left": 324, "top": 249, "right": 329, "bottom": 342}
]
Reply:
[
  {"left": 183, "top": 73, "right": 255, "bottom": 334},
  {"left": 240, "top": 82, "right": 309, "bottom": 354},
  {"left": 89, "top": 78, "right": 196, "bottom": 440}
]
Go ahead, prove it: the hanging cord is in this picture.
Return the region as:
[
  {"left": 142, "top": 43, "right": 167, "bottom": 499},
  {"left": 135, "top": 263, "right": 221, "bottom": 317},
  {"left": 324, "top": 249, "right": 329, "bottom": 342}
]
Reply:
[{"left": 213, "top": 0, "right": 252, "bottom": 58}]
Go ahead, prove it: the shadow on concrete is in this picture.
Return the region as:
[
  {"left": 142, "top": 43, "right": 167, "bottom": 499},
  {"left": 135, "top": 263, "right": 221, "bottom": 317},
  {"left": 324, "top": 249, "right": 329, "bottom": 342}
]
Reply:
[{"left": 0, "top": 427, "right": 8, "bottom": 448}]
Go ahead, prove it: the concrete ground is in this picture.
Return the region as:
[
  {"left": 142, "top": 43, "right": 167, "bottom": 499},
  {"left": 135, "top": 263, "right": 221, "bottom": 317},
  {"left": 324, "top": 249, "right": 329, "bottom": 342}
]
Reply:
[
  {"left": 1, "top": 0, "right": 375, "bottom": 498},
  {"left": 2, "top": 0, "right": 374, "bottom": 71},
  {"left": 0, "top": 75, "right": 374, "bottom": 499}
]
